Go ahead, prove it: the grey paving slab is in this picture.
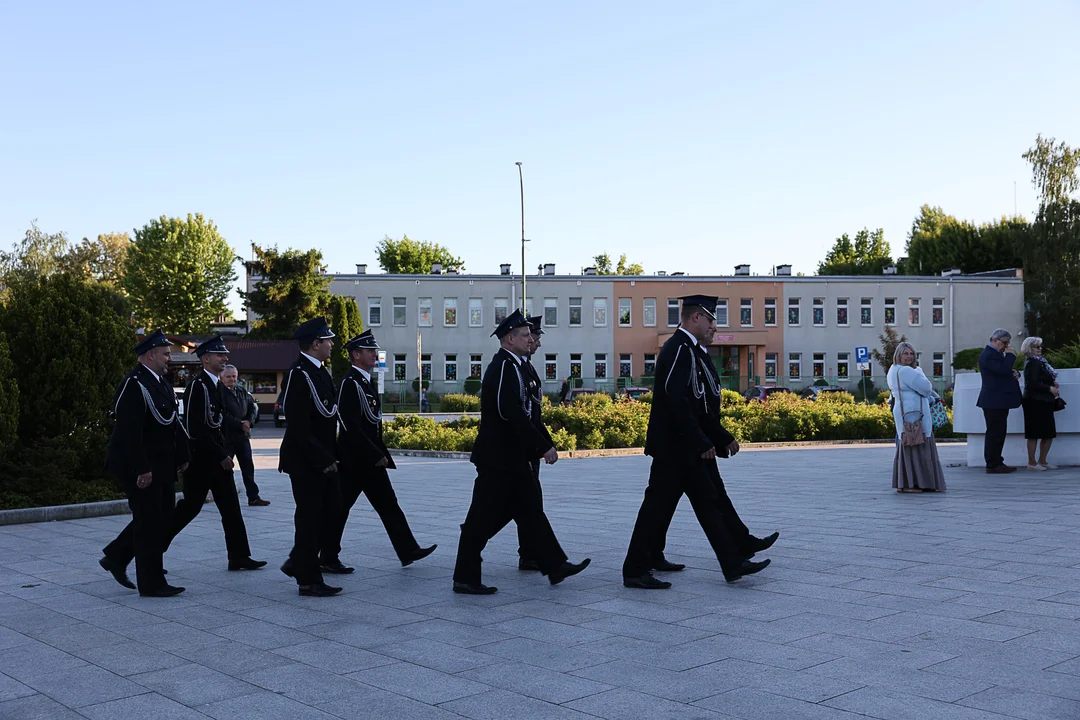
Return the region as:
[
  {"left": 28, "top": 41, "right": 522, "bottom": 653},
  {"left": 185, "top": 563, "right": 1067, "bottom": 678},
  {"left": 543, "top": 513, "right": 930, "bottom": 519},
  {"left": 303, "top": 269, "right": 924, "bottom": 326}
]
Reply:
[{"left": 1, "top": 443, "right": 1079, "bottom": 718}]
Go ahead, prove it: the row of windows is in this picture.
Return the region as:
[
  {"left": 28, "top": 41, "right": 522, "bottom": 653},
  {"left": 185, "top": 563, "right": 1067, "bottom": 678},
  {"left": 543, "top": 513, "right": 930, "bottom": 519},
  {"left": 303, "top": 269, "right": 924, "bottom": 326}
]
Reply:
[
  {"left": 364, "top": 296, "right": 946, "bottom": 329},
  {"left": 388, "top": 352, "right": 657, "bottom": 383},
  {"left": 763, "top": 351, "right": 949, "bottom": 380}
]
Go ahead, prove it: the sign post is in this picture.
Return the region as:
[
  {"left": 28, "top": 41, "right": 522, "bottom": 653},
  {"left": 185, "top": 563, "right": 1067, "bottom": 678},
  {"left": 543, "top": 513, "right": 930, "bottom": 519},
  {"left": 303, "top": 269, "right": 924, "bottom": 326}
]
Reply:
[
  {"left": 376, "top": 350, "right": 387, "bottom": 395},
  {"left": 855, "top": 346, "right": 871, "bottom": 401}
]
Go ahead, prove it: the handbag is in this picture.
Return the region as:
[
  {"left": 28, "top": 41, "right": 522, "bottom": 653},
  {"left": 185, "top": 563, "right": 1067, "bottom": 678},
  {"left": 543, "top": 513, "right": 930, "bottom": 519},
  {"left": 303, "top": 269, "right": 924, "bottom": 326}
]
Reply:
[
  {"left": 1053, "top": 397, "right": 1067, "bottom": 412},
  {"left": 930, "top": 398, "right": 949, "bottom": 429},
  {"left": 896, "top": 380, "right": 925, "bottom": 447}
]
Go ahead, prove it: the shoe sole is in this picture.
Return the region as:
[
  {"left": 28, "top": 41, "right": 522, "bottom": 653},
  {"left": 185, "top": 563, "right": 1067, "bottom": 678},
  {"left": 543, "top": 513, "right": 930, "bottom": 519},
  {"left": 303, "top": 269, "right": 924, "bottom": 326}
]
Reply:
[
  {"left": 453, "top": 586, "right": 498, "bottom": 595},
  {"left": 623, "top": 581, "right": 672, "bottom": 589}
]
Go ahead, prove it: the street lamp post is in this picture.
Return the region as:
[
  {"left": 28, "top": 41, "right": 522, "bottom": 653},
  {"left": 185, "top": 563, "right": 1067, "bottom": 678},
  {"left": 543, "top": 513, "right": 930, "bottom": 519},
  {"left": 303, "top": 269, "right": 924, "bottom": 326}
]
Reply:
[{"left": 516, "top": 161, "right": 526, "bottom": 313}]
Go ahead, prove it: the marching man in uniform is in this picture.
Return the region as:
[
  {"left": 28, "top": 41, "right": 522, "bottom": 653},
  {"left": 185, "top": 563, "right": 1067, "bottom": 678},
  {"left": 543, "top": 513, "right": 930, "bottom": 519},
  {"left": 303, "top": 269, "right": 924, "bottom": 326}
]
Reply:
[
  {"left": 516, "top": 315, "right": 553, "bottom": 572},
  {"left": 452, "top": 310, "right": 590, "bottom": 595},
  {"left": 323, "top": 330, "right": 436, "bottom": 572},
  {"left": 100, "top": 330, "right": 189, "bottom": 597}
]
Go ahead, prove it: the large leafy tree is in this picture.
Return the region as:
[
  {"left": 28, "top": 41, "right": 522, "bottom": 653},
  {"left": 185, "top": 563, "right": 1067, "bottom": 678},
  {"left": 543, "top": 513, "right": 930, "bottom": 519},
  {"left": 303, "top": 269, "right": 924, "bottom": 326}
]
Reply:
[
  {"left": 243, "top": 245, "right": 334, "bottom": 339},
  {"left": 593, "top": 253, "right": 644, "bottom": 275},
  {"left": 61, "top": 232, "right": 130, "bottom": 288},
  {"left": 817, "top": 228, "right": 893, "bottom": 275},
  {"left": 900, "top": 205, "right": 1025, "bottom": 275},
  {"left": 871, "top": 325, "right": 909, "bottom": 374},
  {"left": 0, "top": 223, "right": 70, "bottom": 288},
  {"left": 324, "top": 294, "right": 365, "bottom": 378},
  {"left": 376, "top": 235, "right": 465, "bottom": 274},
  {"left": 0, "top": 333, "right": 18, "bottom": 458},
  {"left": 1023, "top": 134, "right": 1080, "bottom": 205},
  {"left": 123, "top": 214, "right": 236, "bottom": 333}
]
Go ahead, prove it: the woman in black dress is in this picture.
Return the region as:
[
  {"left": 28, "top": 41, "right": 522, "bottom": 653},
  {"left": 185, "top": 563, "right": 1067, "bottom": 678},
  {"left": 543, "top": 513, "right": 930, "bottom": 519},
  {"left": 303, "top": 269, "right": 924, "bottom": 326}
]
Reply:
[{"left": 1021, "top": 336, "right": 1060, "bottom": 470}]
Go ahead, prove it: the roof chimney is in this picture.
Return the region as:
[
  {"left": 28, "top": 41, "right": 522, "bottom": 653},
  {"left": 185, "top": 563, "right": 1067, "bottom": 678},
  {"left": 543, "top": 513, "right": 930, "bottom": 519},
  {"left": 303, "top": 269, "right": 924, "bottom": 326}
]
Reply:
[
  {"left": 656, "top": 270, "right": 667, "bottom": 277},
  {"left": 355, "top": 264, "right": 367, "bottom": 274},
  {"left": 940, "top": 267, "right": 961, "bottom": 277},
  {"left": 734, "top": 264, "right": 750, "bottom": 276},
  {"left": 544, "top": 263, "right": 555, "bottom": 276},
  {"left": 500, "top": 263, "right": 511, "bottom": 275},
  {"left": 670, "top": 271, "right": 685, "bottom": 276},
  {"left": 882, "top": 265, "right": 898, "bottom": 275},
  {"left": 431, "top": 262, "right": 443, "bottom": 275},
  {"left": 446, "top": 268, "right": 458, "bottom": 275},
  {"left": 583, "top": 267, "right": 597, "bottom": 276},
  {"left": 775, "top": 264, "right": 792, "bottom": 276}
]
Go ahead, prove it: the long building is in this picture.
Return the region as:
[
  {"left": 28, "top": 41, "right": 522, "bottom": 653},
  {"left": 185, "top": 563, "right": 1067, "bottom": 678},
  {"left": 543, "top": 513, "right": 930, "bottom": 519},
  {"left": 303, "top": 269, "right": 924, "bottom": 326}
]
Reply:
[{"left": 246, "top": 262, "right": 1025, "bottom": 397}]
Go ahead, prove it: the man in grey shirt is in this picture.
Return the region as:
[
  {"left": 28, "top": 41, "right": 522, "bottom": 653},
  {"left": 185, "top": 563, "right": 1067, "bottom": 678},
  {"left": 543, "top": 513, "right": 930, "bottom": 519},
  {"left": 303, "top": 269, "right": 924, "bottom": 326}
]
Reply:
[{"left": 221, "top": 365, "right": 269, "bottom": 506}]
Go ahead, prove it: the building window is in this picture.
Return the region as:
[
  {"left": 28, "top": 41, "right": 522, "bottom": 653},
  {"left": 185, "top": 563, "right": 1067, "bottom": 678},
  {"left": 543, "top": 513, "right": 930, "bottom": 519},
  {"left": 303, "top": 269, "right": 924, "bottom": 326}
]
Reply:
[
  {"left": 418, "top": 298, "right": 432, "bottom": 327},
  {"left": 813, "top": 298, "right": 825, "bottom": 326},
  {"left": 444, "top": 354, "right": 457, "bottom": 381},
  {"left": 837, "top": 352, "right": 849, "bottom": 381},
  {"left": 544, "top": 297, "right": 557, "bottom": 326},
  {"left": 813, "top": 352, "right": 825, "bottom": 379},
  {"left": 643, "top": 298, "right": 656, "bottom": 327},
  {"left": 860, "top": 297, "right": 872, "bottom": 326},
  {"left": 545, "top": 353, "right": 557, "bottom": 381},
  {"left": 569, "top": 297, "right": 582, "bottom": 327},
  {"left": 470, "top": 354, "right": 483, "bottom": 378},
  {"left": 594, "top": 298, "right": 607, "bottom": 327},
  {"left": 494, "top": 298, "right": 508, "bottom": 325},
  {"left": 570, "top": 353, "right": 582, "bottom": 377},
  {"left": 788, "top": 297, "right": 800, "bottom": 326},
  {"left": 788, "top": 352, "right": 801, "bottom": 380},
  {"left": 469, "top": 298, "right": 483, "bottom": 327},
  {"left": 909, "top": 298, "right": 921, "bottom": 326},
  {"left": 836, "top": 298, "right": 849, "bottom": 326},
  {"left": 619, "top": 353, "right": 632, "bottom": 377},
  {"left": 443, "top": 298, "right": 457, "bottom": 327},
  {"left": 667, "top": 298, "right": 680, "bottom": 327},
  {"left": 933, "top": 352, "right": 945, "bottom": 377},
  {"left": 764, "top": 298, "right": 777, "bottom": 326},
  {"left": 393, "top": 353, "right": 407, "bottom": 382},
  {"left": 716, "top": 299, "right": 729, "bottom": 327},
  {"left": 525, "top": 297, "right": 534, "bottom": 318},
  {"left": 368, "top": 297, "right": 382, "bottom": 326},
  {"left": 420, "top": 354, "right": 431, "bottom": 380},
  {"left": 618, "top": 298, "right": 631, "bottom": 326},
  {"left": 765, "top": 353, "right": 777, "bottom": 381},
  {"left": 884, "top": 298, "right": 896, "bottom": 326},
  {"left": 740, "top": 298, "right": 753, "bottom": 327},
  {"left": 594, "top": 353, "right": 608, "bottom": 379},
  {"left": 393, "top": 297, "right": 407, "bottom": 326},
  {"left": 933, "top": 298, "right": 944, "bottom": 326},
  {"left": 644, "top": 353, "right": 656, "bottom": 375}
]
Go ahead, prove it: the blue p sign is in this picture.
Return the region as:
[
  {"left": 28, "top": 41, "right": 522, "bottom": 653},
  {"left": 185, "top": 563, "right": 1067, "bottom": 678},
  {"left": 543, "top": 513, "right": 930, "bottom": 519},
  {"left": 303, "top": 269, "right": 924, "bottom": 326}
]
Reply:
[{"left": 855, "top": 346, "right": 869, "bottom": 363}]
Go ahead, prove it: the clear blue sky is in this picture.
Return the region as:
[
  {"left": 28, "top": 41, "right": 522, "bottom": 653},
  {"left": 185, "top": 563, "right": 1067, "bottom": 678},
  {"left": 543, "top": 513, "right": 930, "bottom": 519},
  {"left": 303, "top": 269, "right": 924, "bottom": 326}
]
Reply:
[{"left": 2, "top": 1, "right": 1077, "bottom": 314}]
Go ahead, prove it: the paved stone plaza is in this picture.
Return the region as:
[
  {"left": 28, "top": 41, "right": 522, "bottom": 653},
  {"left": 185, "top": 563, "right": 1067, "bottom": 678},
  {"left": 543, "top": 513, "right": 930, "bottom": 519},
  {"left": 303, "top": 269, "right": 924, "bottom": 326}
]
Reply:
[{"left": 1, "top": 441, "right": 1079, "bottom": 719}]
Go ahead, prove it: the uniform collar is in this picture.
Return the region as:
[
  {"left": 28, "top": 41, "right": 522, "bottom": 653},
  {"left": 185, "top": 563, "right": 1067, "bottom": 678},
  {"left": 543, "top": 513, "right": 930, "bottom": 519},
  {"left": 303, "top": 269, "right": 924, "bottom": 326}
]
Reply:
[
  {"left": 300, "top": 352, "right": 324, "bottom": 369},
  {"left": 203, "top": 369, "right": 220, "bottom": 387},
  {"left": 138, "top": 363, "right": 162, "bottom": 382},
  {"left": 504, "top": 349, "right": 524, "bottom": 365},
  {"left": 678, "top": 327, "right": 699, "bottom": 346},
  {"left": 352, "top": 365, "right": 372, "bottom": 382}
]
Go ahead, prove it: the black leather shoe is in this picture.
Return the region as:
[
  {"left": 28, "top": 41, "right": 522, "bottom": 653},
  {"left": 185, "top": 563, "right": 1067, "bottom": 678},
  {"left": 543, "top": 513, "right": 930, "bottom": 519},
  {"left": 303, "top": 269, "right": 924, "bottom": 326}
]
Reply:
[
  {"left": 139, "top": 584, "right": 185, "bottom": 598},
  {"left": 549, "top": 558, "right": 591, "bottom": 586},
  {"left": 228, "top": 558, "right": 268, "bottom": 571},
  {"left": 651, "top": 558, "right": 686, "bottom": 572},
  {"left": 724, "top": 558, "right": 771, "bottom": 582},
  {"left": 401, "top": 544, "right": 437, "bottom": 567},
  {"left": 248, "top": 498, "right": 271, "bottom": 507},
  {"left": 748, "top": 531, "right": 779, "bottom": 553},
  {"left": 298, "top": 583, "right": 342, "bottom": 597},
  {"left": 453, "top": 581, "right": 497, "bottom": 595},
  {"left": 280, "top": 560, "right": 296, "bottom": 578},
  {"left": 623, "top": 573, "right": 672, "bottom": 589},
  {"left": 99, "top": 557, "right": 136, "bottom": 589},
  {"left": 518, "top": 558, "right": 541, "bottom": 571},
  {"left": 320, "top": 560, "right": 355, "bottom": 574}
]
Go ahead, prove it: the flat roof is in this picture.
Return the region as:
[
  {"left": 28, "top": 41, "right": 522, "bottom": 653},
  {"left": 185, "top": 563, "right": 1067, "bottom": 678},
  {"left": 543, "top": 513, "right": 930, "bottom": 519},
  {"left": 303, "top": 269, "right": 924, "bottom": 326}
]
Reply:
[{"left": 301, "top": 270, "right": 1023, "bottom": 284}]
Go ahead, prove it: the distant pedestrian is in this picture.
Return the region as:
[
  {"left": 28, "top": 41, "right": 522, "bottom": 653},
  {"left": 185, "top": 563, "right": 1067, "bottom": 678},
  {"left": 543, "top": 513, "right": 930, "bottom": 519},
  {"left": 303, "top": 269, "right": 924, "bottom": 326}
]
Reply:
[
  {"left": 976, "top": 329, "right": 1022, "bottom": 473},
  {"left": 221, "top": 365, "right": 268, "bottom": 506},
  {"left": 558, "top": 377, "right": 571, "bottom": 404},
  {"left": 887, "top": 342, "right": 946, "bottom": 493},
  {"left": 1021, "top": 336, "right": 1060, "bottom": 471}
]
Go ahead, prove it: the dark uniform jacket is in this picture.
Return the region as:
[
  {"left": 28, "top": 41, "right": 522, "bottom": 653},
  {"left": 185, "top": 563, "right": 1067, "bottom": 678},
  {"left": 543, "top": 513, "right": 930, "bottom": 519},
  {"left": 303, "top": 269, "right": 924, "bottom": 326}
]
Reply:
[
  {"left": 644, "top": 329, "right": 715, "bottom": 464},
  {"left": 279, "top": 355, "right": 338, "bottom": 475},
  {"left": 694, "top": 344, "right": 737, "bottom": 456},
  {"left": 106, "top": 364, "right": 190, "bottom": 480},
  {"left": 976, "top": 346, "right": 1022, "bottom": 410},
  {"left": 522, "top": 358, "right": 553, "bottom": 449},
  {"left": 221, "top": 385, "right": 258, "bottom": 454},
  {"left": 471, "top": 348, "right": 553, "bottom": 473},
  {"left": 183, "top": 371, "right": 229, "bottom": 466},
  {"left": 337, "top": 367, "right": 395, "bottom": 472}
]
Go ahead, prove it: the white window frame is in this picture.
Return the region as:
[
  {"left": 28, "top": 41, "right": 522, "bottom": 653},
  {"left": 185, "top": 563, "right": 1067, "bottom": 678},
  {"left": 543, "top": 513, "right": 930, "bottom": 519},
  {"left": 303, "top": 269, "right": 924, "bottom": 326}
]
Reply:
[
  {"left": 764, "top": 297, "right": 777, "bottom": 327},
  {"left": 643, "top": 298, "right": 657, "bottom": 327},
  {"left": 367, "top": 297, "right": 382, "bottom": 327},
  {"left": 644, "top": 353, "right": 657, "bottom": 375},
  {"left": 837, "top": 352, "right": 850, "bottom": 382},
  {"left": 716, "top": 298, "right": 729, "bottom": 327},
  {"left": 618, "top": 298, "right": 632, "bottom": 327},
  {"left": 544, "top": 297, "right": 557, "bottom": 327},
  {"left": 813, "top": 298, "right": 825, "bottom": 327},
  {"left": 569, "top": 297, "right": 583, "bottom": 327},
  {"left": 494, "top": 297, "right": 509, "bottom": 326},
  {"left": 469, "top": 298, "right": 483, "bottom": 327},
  {"left": 860, "top": 297, "right": 872, "bottom": 327},
  {"left": 884, "top": 298, "right": 896, "bottom": 326},
  {"left": 813, "top": 352, "right": 826, "bottom": 379},
  {"left": 787, "top": 297, "right": 800, "bottom": 326},
  {"left": 393, "top": 353, "right": 407, "bottom": 382},
  {"left": 444, "top": 353, "right": 457, "bottom": 382},
  {"left": 420, "top": 353, "right": 432, "bottom": 380},
  {"left": 418, "top": 297, "right": 432, "bottom": 327},
  {"left": 443, "top": 297, "right": 457, "bottom": 327},
  {"left": 836, "top": 297, "right": 849, "bottom": 327},
  {"left": 619, "top": 353, "right": 632, "bottom": 377},
  {"left": 788, "top": 352, "right": 802, "bottom": 381},
  {"left": 764, "top": 353, "right": 778, "bottom": 383},
  {"left": 932, "top": 351, "right": 945, "bottom": 378},
  {"left": 740, "top": 298, "right": 753, "bottom": 328},
  {"left": 593, "top": 298, "right": 608, "bottom": 327},
  {"left": 469, "top": 353, "right": 483, "bottom": 378},
  {"left": 544, "top": 353, "right": 557, "bottom": 381},
  {"left": 594, "top": 352, "right": 608, "bottom": 379},
  {"left": 667, "top": 298, "right": 680, "bottom": 327},
  {"left": 932, "top": 298, "right": 945, "bottom": 327},
  {"left": 909, "top": 297, "right": 921, "bottom": 327},
  {"left": 393, "top": 297, "right": 407, "bottom": 327},
  {"left": 570, "top": 353, "right": 582, "bottom": 378}
]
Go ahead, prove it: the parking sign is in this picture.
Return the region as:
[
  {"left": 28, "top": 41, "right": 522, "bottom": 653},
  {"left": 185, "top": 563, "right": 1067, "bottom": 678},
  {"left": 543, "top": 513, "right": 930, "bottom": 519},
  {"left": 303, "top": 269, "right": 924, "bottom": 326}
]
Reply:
[{"left": 855, "top": 346, "right": 870, "bottom": 364}]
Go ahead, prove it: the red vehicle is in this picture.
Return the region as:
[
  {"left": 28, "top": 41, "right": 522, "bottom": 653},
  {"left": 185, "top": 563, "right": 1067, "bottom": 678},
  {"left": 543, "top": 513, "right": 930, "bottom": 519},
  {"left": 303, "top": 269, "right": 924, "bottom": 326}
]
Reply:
[{"left": 743, "top": 386, "right": 794, "bottom": 402}]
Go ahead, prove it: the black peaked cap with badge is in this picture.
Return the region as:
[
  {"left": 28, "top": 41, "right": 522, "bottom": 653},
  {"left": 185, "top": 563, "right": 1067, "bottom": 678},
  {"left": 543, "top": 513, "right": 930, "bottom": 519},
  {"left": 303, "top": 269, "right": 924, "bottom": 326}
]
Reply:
[
  {"left": 492, "top": 309, "right": 532, "bottom": 339},
  {"left": 134, "top": 329, "right": 171, "bottom": 355},
  {"left": 679, "top": 295, "right": 719, "bottom": 321},
  {"left": 526, "top": 315, "right": 545, "bottom": 336},
  {"left": 293, "top": 317, "right": 336, "bottom": 344},
  {"left": 195, "top": 335, "right": 229, "bottom": 357},
  {"left": 345, "top": 330, "right": 381, "bottom": 351}
]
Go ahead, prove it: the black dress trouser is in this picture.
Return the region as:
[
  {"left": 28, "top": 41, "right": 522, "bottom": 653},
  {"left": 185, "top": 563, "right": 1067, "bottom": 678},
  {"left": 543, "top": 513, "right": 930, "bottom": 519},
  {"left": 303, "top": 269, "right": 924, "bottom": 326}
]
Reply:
[
  {"left": 322, "top": 466, "right": 419, "bottom": 564},
  {"left": 517, "top": 460, "right": 542, "bottom": 561},
  {"left": 982, "top": 408, "right": 1010, "bottom": 468},
  {"left": 454, "top": 465, "right": 567, "bottom": 586},
  {"left": 234, "top": 438, "right": 260, "bottom": 501},
  {"left": 103, "top": 473, "right": 176, "bottom": 593},
  {"left": 166, "top": 462, "right": 252, "bottom": 561},
  {"left": 651, "top": 459, "right": 752, "bottom": 563},
  {"left": 623, "top": 459, "right": 746, "bottom": 578},
  {"left": 288, "top": 468, "right": 343, "bottom": 585}
]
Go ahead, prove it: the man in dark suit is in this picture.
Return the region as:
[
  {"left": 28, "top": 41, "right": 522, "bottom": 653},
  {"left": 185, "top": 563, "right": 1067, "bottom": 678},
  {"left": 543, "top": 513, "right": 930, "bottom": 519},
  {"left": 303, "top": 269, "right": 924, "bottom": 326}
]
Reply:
[
  {"left": 323, "top": 330, "right": 436, "bottom": 573},
  {"left": 452, "top": 310, "right": 591, "bottom": 595},
  {"left": 221, "top": 364, "right": 268, "bottom": 506},
  {"left": 648, "top": 318, "right": 779, "bottom": 572},
  {"left": 977, "top": 328, "right": 1023, "bottom": 473},
  {"left": 516, "top": 315, "right": 553, "bottom": 572},
  {"left": 622, "top": 296, "right": 770, "bottom": 590},
  {"left": 99, "top": 330, "right": 190, "bottom": 597},
  {"left": 169, "top": 336, "right": 266, "bottom": 572},
  {"left": 279, "top": 318, "right": 345, "bottom": 597}
]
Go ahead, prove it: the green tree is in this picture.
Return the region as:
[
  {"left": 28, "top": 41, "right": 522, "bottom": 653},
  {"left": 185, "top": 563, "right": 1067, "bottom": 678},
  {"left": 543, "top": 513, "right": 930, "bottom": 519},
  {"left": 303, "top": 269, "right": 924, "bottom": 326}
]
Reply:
[
  {"left": 0, "top": 333, "right": 18, "bottom": 458},
  {"left": 871, "top": 325, "right": 908, "bottom": 374},
  {"left": 1023, "top": 134, "right": 1080, "bottom": 205},
  {"left": 61, "top": 232, "right": 130, "bottom": 288},
  {"left": 0, "top": 222, "right": 70, "bottom": 288},
  {"left": 323, "top": 294, "right": 364, "bottom": 378},
  {"left": 901, "top": 205, "right": 1025, "bottom": 275},
  {"left": 123, "top": 214, "right": 236, "bottom": 333},
  {"left": 242, "top": 245, "right": 334, "bottom": 339},
  {"left": 376, "top": 235, "right": 465, "bottom": 274},
  {"left": 593, "top": 253, "right": 644, "bottom": 275},
  {"left": 817, "top": 228, "right": 892, "bottom": 275}
]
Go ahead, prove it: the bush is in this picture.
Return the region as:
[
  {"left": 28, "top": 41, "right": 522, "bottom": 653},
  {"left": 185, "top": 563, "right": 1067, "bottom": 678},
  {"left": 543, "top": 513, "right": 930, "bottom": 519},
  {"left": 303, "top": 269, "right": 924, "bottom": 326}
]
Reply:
[
  {"left": 463, "top": 376, "right": 482, "bottom": 395},
  {"left": 0, "top": 333, "right": 18, "bottom": 458},
  {"left": 1047, "top": 339, "right": 1080, "bottom": 369},
  {"left": 440, "top": 394, "right": 480, "bottom": 413},
  {"left": 952, "top": 347, "right": 982, "bottom": 371},
  {"left": 721, "top": 389, "right": 744, "bottom": 408},
  {"left": 410, "top": 378, "right": 430, "bottom": 392},
  {"left": 636, "top": 392, "right": 653, "bottom": 404},
  {"left": 573, "top": 392, "right": 613, "bottom": 409}
]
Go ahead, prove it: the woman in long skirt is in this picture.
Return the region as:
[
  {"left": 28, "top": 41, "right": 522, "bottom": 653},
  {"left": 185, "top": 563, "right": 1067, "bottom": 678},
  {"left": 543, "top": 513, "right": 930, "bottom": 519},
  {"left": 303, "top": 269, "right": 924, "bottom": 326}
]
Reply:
[{"left": 887, "top": 342, "right": 947, "bottom": 493}]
